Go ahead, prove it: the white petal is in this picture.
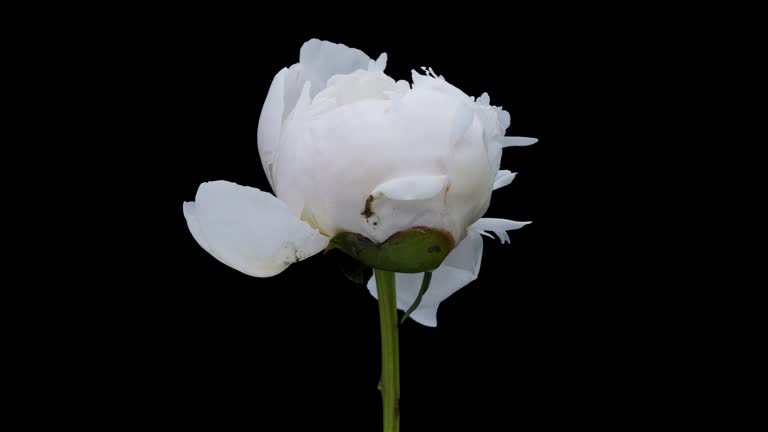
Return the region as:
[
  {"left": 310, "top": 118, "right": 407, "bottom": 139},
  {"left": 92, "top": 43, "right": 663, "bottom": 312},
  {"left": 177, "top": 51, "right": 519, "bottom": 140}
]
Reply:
[
  {"left": 272, "top": 81, "right": 313, "bottom": 217},
  {"left": 367, "top": 232, "right": 484, "bottom": 327},
  {"left": 317, "top": 69, "right": 399, "bottom": 108},
  {"left": 450, "top": 102, "right": 475, "bottom": 147},
  {"left": 477, "top": 92, "right": 490, "bottom": 106},
  {"left": 376, "top": 53, "right": 388, "bottom": 71},
  {"left": 184, "top": 181, "right": 329, "bottom": 277},
  {"left": 493, "top": 170, "right": 517, "bottom": 190},
  {"left": 501, "top": 136, "right": 538, "bottom": 147},
  {"left": 477, "top": 230, "right": 495, "bottom": 239},
  {"left": 409, "top": 306, "right": 439, "bottom": 328},
  {"left": 410, "top": 69, "right": 470, "bottom": 100},
  {"left": 299, "top": 39, "right": 372, "bottom": 97},
  {"left": 257, "top": 64, "right": 304, "bottom": 188},
  {"left": 183, "top": 202, "right": 213, "bottom": 256},
  {"left": 257, "top": 68, "right": 287, "bottom": 188},
  {"left": 372, "top": 175, "right": 448, "bottom": 201},
  {"left": 470, "top": 218, "right": 531, "bottom": 244},
  {"left": 497, "top": 109, "right": 511, "bottom": 131},
  {"left": 395, "top": 80, "right": 411, "bottom": 93},
  {"left": 286, "top": 67, "right": 494, "bottom": 243}
]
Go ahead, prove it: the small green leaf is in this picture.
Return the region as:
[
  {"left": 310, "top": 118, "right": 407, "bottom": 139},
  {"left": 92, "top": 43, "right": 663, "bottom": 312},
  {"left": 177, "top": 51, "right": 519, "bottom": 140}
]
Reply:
[
  {"left": 327, "top": 227, "right": 454, "bottom": 273},
  {"left": 401, "top": 272, "right": 431, "bottom": 324},
  {"left": 341, "top": 258, "right": 370, "bottom": 285},
  {"left": 325, "top": 248, "right": 371, "bottom": 285}
]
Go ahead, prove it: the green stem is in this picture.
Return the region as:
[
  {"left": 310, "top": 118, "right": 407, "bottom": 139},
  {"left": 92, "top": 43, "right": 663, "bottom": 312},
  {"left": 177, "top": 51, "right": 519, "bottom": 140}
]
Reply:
[{"left": 375, "top": 269, "right": 400, "bottom": 432}]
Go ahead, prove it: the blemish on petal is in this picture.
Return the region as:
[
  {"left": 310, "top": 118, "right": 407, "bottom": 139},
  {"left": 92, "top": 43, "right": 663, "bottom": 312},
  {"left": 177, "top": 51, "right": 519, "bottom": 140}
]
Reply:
[{"left": 361, "top": 195, "right": 375, "bottom": 218}]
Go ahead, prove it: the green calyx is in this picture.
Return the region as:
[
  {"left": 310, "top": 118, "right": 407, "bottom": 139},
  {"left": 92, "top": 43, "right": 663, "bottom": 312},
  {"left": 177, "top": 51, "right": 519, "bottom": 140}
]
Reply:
[{"left": 327, "top": 227, "right": 455, "bottom": 274}]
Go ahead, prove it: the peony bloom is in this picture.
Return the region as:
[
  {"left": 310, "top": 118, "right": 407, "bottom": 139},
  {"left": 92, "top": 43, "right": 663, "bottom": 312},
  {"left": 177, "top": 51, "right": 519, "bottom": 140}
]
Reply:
[{"left": 183, "top": 39, "right": 535, "bottom": 326}]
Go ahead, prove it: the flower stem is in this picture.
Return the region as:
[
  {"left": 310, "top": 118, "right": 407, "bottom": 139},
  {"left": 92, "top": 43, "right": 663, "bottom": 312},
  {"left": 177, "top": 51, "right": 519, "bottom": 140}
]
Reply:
[{"left": 375, "top": 269, "right": 400, "bottom": 432}]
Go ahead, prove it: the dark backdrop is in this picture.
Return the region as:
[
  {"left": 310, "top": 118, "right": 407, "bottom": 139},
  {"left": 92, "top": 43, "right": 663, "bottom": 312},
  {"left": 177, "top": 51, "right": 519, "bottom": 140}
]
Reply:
[{"left": 81, "top": 18, "right": 629, "bottom": 431}]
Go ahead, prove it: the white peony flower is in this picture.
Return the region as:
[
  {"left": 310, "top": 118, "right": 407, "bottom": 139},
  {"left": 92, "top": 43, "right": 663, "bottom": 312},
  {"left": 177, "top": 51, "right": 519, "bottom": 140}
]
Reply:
[{"left": 183, "top": 38, "right": 536, "bottom": 326}]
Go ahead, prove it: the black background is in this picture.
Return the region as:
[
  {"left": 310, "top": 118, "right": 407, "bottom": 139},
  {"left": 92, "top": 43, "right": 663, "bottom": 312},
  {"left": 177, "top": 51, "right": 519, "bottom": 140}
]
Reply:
[
  {"left": 46, "top": 15, "right": 648, "bottom": 430},
  {"left": 11, "top": 6, "right": 747, "bottom": 429}
]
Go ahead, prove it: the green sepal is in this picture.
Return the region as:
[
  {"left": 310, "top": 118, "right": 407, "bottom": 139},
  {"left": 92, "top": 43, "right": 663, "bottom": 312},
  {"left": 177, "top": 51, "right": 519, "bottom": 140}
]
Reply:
[
  {"left": 327, "top": 227, "right": 454, "bottom": 274},
  {"left": 400, "top": 272, "right": 432, "bottom": 324}
]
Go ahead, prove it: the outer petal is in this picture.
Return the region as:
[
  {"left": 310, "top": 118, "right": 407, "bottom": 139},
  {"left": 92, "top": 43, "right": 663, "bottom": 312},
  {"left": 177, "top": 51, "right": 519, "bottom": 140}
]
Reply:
[
  {"left": 259, "top": 39, "right": 377, "bottom": 190},
  {"left": 493, "top": 170, "right": 517, "bottom": 190},
  {"left": 257, "top": 64, "right": 304, "bottom": 188},
  {"left": 183, "top": 181, "right": 329, "bottom": 277},
  {"left": 501, "top": 136, "right": 538, "bottom": 147},
  {"left": 183, "top": 202, "right": 214, "bottom": 257},
  {"left": 299, "top": 39, "right": 374, "bottom": 98},
  {"left": 367, "top": 232, "right": 484, "bottom": 327}
]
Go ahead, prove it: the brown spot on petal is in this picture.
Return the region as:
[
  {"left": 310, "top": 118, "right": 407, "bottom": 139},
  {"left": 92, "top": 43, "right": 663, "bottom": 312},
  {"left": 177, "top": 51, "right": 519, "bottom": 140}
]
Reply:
[{"left": 361, "top": 195, "right": 375, "bottom": 218}]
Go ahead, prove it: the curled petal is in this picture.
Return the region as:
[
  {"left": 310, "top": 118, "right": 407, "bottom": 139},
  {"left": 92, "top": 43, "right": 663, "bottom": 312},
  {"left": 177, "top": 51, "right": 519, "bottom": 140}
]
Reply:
[
  {"left": 372, "top": 175, "right": 448, "bottom": 201},
  {"left": 470, "top": 218, "right": 531, "bottom": 244}
]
